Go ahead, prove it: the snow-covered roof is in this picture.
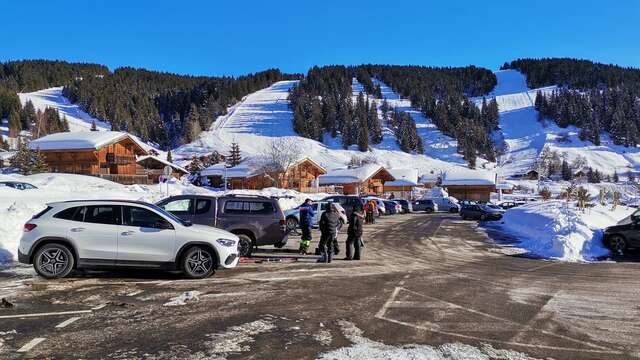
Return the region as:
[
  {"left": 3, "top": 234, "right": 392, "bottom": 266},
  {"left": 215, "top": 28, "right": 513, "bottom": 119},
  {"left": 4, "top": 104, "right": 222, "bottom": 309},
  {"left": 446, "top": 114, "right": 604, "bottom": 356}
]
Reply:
[
  {"left": 200, "top": 164, "right": 259, "bottom": 178},
  {"left": 29, "top": 131, "right": 149, "bottom": 153},
  {"left": 136, "top": 155, "right": 188, "bottom": 174},
  {"left": 496, "top": 182, "right": 514, "bottom": 190},
  {"left": 419, "top": 172, "right": 440, "bottom": 184},
  {"left": 319, "top": 164, "right": 393, "bottom": 185},
  {"left": 441, "top": 169, "right": 496, "bottom": 186},
  {"left": 385, "top": 168, "right": 419, "bottom": 187}
]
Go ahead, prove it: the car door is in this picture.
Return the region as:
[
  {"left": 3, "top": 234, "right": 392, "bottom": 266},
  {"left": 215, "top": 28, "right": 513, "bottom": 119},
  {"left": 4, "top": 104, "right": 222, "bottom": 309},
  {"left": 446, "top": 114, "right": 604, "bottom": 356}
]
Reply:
[
  {"left": 193, "top": 197, "right": 215, "bottom": 226},
  {"left": 69, "top": 205, "right": 120, "bottom": 264},
  {"left": 118, "top": 206, "right": 175, "bottom": 263},
  {"left": 158, "top": 197, "right": 195, "bottom": 223}
]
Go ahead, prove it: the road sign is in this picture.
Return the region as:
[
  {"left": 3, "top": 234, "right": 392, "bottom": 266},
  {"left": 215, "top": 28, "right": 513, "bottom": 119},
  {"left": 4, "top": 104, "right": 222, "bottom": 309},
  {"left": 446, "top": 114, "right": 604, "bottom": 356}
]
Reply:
[{"left": 163, "top": 165, "right": 173, "bottom": 177}]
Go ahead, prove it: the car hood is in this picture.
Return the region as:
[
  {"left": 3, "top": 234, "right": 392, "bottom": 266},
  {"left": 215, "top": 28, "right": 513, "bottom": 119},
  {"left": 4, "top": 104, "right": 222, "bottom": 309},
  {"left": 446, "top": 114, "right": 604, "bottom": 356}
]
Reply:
[{"left": 185, "top": 224, "right": 239, "bottom": 241}]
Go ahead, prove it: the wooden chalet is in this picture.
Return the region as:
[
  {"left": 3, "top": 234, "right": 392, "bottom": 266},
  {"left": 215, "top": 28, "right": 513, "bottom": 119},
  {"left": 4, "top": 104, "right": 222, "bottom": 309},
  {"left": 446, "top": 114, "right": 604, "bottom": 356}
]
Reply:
[
  {"left": 29, "top": 131, "right": 149, "bottom": 184},
  {"left": 136, "top": 155, "right": 189, "bottom": 183},
  {"left": 319, "top": 164, "right": 395, "bottom": 196},
  {"left": 441, "top": 169, "right": 497, "bottom": 202},
  {"left": 384, "top": 168, "right": 422, "bottom": 199},
  {"left": 200, "top": 157, "right": 326, "bottom": 192}
]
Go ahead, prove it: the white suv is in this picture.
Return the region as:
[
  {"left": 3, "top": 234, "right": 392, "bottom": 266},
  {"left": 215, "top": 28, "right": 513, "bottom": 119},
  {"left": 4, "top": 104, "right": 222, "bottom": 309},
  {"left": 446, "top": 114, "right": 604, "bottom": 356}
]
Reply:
[{"left": 18, "top": 200, "right": 239, "bottom": 279}]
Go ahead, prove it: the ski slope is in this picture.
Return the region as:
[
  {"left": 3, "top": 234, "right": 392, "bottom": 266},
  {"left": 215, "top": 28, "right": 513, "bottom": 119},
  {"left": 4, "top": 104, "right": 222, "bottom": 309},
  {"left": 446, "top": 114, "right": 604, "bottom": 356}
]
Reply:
[
  {"left": 480, "top": 70, "right": 640, "bottom": 177},
  {"left": 18, "top": 87, "right": 111, "bottom": 132},
  {"left": 174, "top": 81, "right": 471, "bottom": 174}
]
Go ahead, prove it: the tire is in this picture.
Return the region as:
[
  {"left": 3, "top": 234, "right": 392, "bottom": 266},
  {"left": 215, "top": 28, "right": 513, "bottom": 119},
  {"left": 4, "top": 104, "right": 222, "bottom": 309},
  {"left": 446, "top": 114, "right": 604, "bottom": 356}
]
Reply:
[
  {"left": 608, "top": 235, "right": 627, "bottom": 254},
  {"left": 182, "top": 246, "right": 215, "bottom": 279},
  {"left": 237, "top": 234, "right": 253, "bottom": 257},
  {"left": 425, "top": 208, "right": 434, "bottom": 214},
  {"left": 286, "top": 217, "right": 299, "bottom": 234},
  {"left": 33, "top": 243, "right": 75, "bottom": 279},
  {"left": 461, "top": 214, "right": 468, "bottom": 220}
]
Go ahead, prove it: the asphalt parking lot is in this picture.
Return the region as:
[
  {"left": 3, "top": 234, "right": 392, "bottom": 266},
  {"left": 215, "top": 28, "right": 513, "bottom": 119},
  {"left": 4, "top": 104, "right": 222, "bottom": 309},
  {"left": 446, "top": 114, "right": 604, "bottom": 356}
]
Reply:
[{"left": 1, "top": 212, "right": 640, "bottom": 359}]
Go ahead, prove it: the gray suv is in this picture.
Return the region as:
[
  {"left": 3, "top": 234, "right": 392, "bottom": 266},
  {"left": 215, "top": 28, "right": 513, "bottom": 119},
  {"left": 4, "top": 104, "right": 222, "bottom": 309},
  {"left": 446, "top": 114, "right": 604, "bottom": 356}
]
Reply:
[{"left": 157, "top": 194, "right": 287, "bottom": 257}]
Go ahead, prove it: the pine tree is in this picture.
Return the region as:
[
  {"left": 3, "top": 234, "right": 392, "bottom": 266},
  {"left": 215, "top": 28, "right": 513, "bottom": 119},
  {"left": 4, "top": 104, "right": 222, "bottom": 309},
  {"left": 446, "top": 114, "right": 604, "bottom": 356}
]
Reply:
[
  {"left": 613, "top": 171, "right": 619, "bottom": 183},
  {"left": 8, "top": 109, "right": 21, "bottom": 137},
  {"left": 10, "top": 140, "right": 47, "bottom": 175},
  {"left": 561, "top": 159, "right": 572, "bottom": 181},
  {"left": 166, "top": 150, "right": 173, "bottom": 163},
  {"left": 227, "top": 142, "right": 242, "bottom": 166},
  {"left": 21, "top": 100, "right": 37, "bottom": 130},
  {"left": 368, "top": 100, "right": 382, "bottom": 144},
  {"left": 187, "top": 155, "right": 204, "bottom": 173},
  {"left": 356, "top": 116, "right": 369, "bottom": 152},
  {"left": 30, "top": 147, "right": 48, "bottom": 174}
]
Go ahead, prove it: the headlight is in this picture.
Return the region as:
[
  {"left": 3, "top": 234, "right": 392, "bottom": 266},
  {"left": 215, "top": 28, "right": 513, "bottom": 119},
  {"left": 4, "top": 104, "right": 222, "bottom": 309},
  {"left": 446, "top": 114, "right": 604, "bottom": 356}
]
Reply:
[{"left": 216, "top": 238, "right": 236, "bottom": 247}]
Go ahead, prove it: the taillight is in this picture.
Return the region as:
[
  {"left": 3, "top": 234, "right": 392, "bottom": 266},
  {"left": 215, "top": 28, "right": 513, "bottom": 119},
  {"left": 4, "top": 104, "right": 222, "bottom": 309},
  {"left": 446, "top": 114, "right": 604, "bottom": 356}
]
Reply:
[
  {"left": 279, "top": 219, "right": 286, "bottom": 226},
  {"left": 24, "top": 223, "right": 37, "bottom": 232}
]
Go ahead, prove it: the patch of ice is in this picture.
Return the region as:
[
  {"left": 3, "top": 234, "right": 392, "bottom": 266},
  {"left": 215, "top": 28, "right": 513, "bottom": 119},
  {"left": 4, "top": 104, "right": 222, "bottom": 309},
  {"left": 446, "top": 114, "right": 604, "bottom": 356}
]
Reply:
[{"left": 163, "top": 291, "right": 201, "bottom": 307}]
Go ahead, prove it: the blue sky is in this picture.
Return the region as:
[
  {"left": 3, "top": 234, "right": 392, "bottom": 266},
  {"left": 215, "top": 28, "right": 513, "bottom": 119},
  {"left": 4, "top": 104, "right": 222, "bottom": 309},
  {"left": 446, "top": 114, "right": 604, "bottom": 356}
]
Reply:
[{"left": 1, "top": 0, "right": 638, "bottom": 76}]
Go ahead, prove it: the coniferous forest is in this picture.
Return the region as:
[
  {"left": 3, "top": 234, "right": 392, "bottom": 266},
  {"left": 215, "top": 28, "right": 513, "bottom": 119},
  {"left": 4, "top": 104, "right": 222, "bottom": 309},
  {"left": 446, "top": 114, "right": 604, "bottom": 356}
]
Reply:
[
  {"left": 289, "top": 65, "right": 498, "bottom": 167},
  {"left": 505, "top": 58, "right": 640, "bottom": 147}
]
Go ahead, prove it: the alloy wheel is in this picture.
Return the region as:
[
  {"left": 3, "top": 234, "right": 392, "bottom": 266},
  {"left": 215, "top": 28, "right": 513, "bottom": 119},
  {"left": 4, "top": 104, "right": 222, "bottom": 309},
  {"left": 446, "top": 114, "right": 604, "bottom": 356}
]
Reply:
[
  {"left": 186, "top": 249, "right": 213, "bottom": 275},
  {"left": 37, "top": 248, "right": 70, "bottom": 277}
]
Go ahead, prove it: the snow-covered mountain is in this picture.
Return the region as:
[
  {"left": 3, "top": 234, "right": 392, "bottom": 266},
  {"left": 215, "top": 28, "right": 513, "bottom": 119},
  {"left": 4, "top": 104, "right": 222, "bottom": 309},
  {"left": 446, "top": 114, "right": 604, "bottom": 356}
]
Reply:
[
  {"left": 479, "top": 70, "right": 640, "bottom": 177},
  {"left": 18, "top": 87, "right": 111, "bottom": 132},
  {"left": 173, "top": 79, "right": 477, "bottom": 174}
]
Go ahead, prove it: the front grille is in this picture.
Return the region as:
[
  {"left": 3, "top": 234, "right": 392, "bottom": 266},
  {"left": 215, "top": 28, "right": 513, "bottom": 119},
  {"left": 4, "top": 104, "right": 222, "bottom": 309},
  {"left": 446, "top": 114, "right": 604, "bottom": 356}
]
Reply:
[{"left": 225, "top": 254, "right": 237, "bottom": 265}]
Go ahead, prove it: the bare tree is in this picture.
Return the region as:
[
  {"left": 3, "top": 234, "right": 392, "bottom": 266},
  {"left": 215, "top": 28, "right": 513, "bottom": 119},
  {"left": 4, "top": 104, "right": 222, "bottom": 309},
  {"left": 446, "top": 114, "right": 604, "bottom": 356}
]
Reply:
[{"left": 254, "top": 138, "right": 302, "bottom": 188}]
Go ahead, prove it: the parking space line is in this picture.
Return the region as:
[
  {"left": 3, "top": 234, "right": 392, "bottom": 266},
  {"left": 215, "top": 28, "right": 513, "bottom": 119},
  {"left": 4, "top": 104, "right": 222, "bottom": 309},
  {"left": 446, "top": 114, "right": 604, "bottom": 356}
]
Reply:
[
  {"left": 17, "top": 337, "right": 46, "bottom": 353},
  {"left": 55, "top": 316, "right": 81, "bottom": 329},
  {"left": 0, "top": 310, "right": 92, "bottom": 319},
  {"left": 91, "top": 303, "right": 108, "bottom": 310}
]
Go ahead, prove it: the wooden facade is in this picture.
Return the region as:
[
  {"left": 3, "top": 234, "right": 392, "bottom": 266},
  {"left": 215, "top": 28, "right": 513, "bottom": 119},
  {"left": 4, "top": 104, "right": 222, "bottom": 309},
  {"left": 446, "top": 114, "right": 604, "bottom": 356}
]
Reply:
[
  {"left": 40, "top": 136, "right": 148, "bottom": 184},
  {"left": 444, "top": 184, "right": 496, "bottom": 202},
  {"left": 136, "top": 156, "right": 188, "bottom": 183},
  {"left": 322, "top": 167, "right": 395, "bottom": 196}
]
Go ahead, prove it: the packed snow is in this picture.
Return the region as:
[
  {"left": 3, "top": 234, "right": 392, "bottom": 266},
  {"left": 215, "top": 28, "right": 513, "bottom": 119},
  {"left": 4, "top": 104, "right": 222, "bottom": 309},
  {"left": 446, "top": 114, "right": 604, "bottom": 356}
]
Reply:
[
  {"left": 0, "top": 173, "right": 329, "bottom": 266},
  {"left": 18, "top": 87, "right": 111, "bottom": 132},
  {"left": 497, "top": 201, "right": 633, "bottom": 261}
]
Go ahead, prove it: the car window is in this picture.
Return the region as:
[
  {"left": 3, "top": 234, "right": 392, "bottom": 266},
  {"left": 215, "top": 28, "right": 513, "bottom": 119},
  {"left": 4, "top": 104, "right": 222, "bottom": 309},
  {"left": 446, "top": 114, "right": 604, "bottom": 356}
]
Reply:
[
  {"left": 84, "top": 205, "right": 121, "bottom": 225},
  {"left": 249, "top": 201, "right": 275, "bottom": 214},
  {"left": 123, "top": 206, "right": 172, "bottom": 229},
  {"left": 162, "top": 198, "right": 193, "bottom": 215},
  {"left": 224, "top": 201, "right": 247, "bottom": 214},
  {"left": 195, "top": 199, "right": 212, "bottom": 215},
  {"left": 321, "top": 203, "right": 328, "bottom": 211},
  {"left": 22, "top": 183, "right": 36, "bottom": 189},
  {"left": 54, "top": 206, "right": 81, "bottom": 221}
]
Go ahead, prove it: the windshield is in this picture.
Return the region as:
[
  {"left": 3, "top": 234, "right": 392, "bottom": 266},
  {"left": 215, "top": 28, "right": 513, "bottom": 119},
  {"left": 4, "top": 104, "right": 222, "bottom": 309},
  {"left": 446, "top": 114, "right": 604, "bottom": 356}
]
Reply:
[{"left": 147, "top": 203, "right": 192, "bottom": 226}]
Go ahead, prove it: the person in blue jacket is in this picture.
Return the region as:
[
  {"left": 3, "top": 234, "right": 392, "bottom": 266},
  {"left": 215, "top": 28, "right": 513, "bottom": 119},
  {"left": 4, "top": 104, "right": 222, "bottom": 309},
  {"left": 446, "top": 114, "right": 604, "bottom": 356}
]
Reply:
[{"left": 298, "top": 198, "right": 315, "bottom": 254}]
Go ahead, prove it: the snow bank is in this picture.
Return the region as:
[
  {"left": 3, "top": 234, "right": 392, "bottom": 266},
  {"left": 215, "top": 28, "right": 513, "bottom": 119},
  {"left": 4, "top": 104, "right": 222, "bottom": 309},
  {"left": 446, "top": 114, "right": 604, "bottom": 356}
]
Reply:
[{"left": 499, "top": 201, "right": 633, "bottom": 261}]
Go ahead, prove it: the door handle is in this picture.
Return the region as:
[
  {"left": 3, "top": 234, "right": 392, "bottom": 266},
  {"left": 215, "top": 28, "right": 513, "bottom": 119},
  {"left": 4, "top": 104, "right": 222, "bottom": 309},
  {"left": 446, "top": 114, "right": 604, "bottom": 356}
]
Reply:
[
  {"left": 70, "top": 227, "right": 85, "bottom": 232},
  {"left": 121, "top": 231, "right": 135, "bottom": 236}
]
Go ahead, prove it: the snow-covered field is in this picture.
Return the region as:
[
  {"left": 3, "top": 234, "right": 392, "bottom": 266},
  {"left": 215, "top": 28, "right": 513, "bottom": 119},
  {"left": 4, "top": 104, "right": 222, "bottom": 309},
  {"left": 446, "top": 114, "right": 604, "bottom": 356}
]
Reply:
[
  {"left": 497, "top": 201, "right": 633, "bottom": 261},
  {"left": 0, "top": 173, "right": 327, "bottom": 266},
  {"left": 18, "top": 87, "right": 111, "bottom": 132}
]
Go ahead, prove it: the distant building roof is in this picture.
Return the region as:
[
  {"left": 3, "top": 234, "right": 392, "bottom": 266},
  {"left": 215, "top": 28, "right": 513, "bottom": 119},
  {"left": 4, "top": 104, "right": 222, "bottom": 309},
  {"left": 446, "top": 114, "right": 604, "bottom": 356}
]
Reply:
[
  {"left": 200, "top": 164, "right": 259, "bottom": 178},
  {"left": 496, "top": 182, "right": 514, "bottom": 190},
  {"left": 419, "top": 172, "right": 440, "bottom": 184},
  {"left": 385, "top": 168, "right": 419, "bottom": 187},
  {"left": 319, "top": 164, "right": 394, "bottom": 185},
  {"left": 136, "top": 155, "right": 188, "bottom": 174},
  {"left": 29, "top": 131, "right": 150, "bottom": 153},
  {"left": 441, "top": 169, "right": 496, "bottom": 186}
]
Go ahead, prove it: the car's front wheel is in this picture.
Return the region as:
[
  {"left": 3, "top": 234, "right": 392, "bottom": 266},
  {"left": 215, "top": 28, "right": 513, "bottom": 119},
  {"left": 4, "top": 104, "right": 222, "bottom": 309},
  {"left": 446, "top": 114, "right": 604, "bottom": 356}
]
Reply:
[
  {"left": 34, "top": 243, "right": 75, "bottom": 279},
  {"left": 608, "top": 235, "right": 627, "bottom": 254},
  {"left": 237, "top": 234, "right": 253, "bottom": 257},
  {"left": 182, "top": 246, "right": 215, "bottom": 279}
]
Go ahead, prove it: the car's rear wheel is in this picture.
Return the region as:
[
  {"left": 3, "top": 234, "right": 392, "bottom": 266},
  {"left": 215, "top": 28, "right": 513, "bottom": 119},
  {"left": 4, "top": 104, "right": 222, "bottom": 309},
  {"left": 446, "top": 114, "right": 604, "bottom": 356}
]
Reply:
[
  {"left": 286, "top": 217, "right": 299, "bottom": 234},
  {"left": 182, "top": 246, "right": 215, "bottom": 279},
  {"left": 34, "top": 243, "right": 75, "bottom": 279},
  {"left": 608, "top": 235, "right": 627, "bottom": 254},
  {"left": 237, "top": 234, "right": 253, "bottom": 257}
]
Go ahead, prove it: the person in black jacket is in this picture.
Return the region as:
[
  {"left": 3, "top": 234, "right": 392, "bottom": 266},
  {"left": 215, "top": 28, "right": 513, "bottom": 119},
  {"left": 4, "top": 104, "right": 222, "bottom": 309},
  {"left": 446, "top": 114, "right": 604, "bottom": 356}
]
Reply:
[
  {"left": 345, "top": 203, "right": 365, "bottom": 260},
  {"left": 318, "top": 203, "right": 340, "bottom": 263}
]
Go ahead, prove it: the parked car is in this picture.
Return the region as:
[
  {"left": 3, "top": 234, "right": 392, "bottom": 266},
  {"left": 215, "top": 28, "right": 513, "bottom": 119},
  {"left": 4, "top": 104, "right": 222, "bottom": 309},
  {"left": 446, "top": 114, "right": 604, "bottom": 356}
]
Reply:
[
  {"left": 284, "top": 201, "right": 347, "bottom": 232},
  {"left": 383, "top": 200, "right": 401, "bottom": 215},
  {"left": 459, "top": 203, "right": 504, "bottom": 221},
  {"left": 395, "top": 199, "right": 413, "bottom": 213},
  {"left": 0, "top": 181, "right": 38, "bottom": 190},
  {"left": 603, "top": 210, "right": 640, "bottom": 253},
  {"left": 157, "top": 194, "right": 287, "bottom": 257},
  {"left": 322, "top": 195, "right": 366, "bottom": 217},
  {"left": 18, "top": 200, "right": 239, "bottom": 279},
  {"left": 498, "top": 201, "right": 523, "bottom": 209},
  {"left": 430, "top": 197, "right": 460, "bottom": 213},
  {"left": 362, "top": 196, "right": 387, "bottom": 216},
  {"left": 412, "top": 199, "right": 437, "bottom": 213}
]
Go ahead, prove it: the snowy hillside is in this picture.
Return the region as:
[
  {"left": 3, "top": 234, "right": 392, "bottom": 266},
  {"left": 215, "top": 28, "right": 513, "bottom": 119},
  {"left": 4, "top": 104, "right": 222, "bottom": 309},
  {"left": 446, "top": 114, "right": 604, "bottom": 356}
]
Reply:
[
  {"left": 18, "top": 87, "right": 111, "bottom": 131},
  {"left": 481, "top": 70, "right": 640, "bottom": 177},
  {"left": 174, "top": 81, "right": 471, "bottom": 174}
]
